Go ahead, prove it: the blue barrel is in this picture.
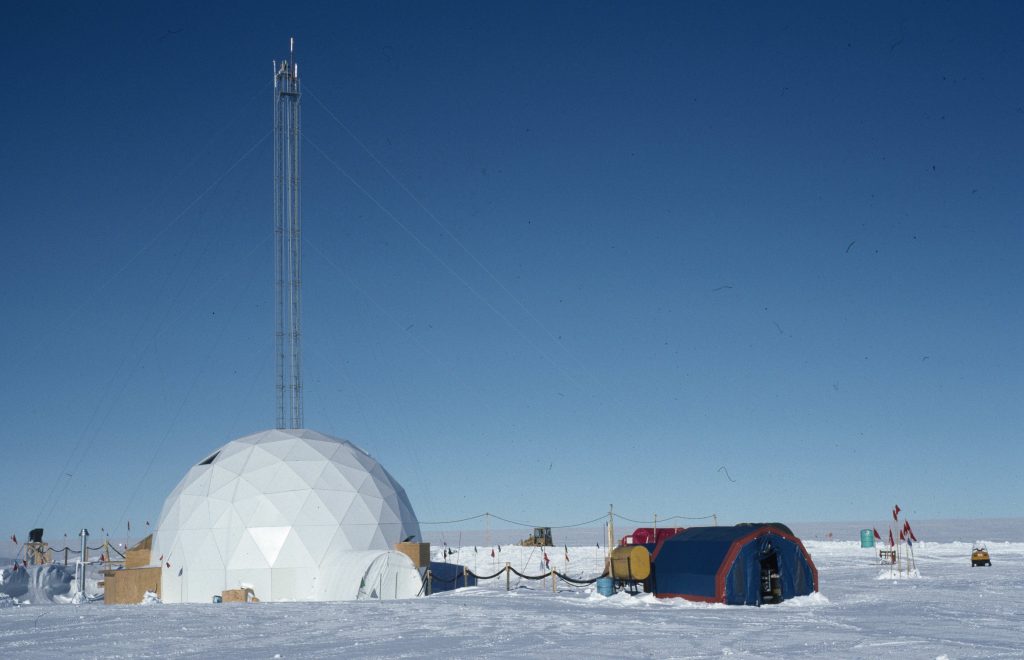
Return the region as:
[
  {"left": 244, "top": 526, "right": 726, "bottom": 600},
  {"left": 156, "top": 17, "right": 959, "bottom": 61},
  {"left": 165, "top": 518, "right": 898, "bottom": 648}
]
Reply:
[
  {"left": 596, "top": 577, "right": 614, "bottom": 596},
  {"left": 860, "top": 529, "right": 875, "bottom": 548}
]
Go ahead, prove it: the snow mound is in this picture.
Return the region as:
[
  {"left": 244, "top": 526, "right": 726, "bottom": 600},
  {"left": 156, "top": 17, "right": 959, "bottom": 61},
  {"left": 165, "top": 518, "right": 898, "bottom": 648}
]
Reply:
[
  {"left": 586, "top": 590, "right": 731, "bottom": 608},
  {"left": 140, "top": 591, "right": 162, "bottom": 605},
  {"left": 875, "top": 568, "right": 922, "bottom": 580},
  {"left": 0, "top": 564, "right": 73, "bottom": 603},
  {"left": 588, "top": 591, "right": 650, "bottom": 607},
  {"left": 779, "top": 591, "right": 830, "bottom": 607},
  {"left": 0, "top": 594, "right": 18, "bottom": 609}
]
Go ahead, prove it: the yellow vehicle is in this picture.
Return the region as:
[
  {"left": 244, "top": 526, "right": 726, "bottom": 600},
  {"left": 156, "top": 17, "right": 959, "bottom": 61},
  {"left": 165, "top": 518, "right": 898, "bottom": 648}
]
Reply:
[
  {"left": 519, "top": 527, "right": 553, "bottom": 546},
  {"left": 971, "top": 545, "right": 991, "bottom": 567}
]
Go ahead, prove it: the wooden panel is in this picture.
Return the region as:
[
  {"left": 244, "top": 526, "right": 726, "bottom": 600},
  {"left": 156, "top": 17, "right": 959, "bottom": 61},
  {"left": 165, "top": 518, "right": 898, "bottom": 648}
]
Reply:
[
  {"left": 124, "top": 535, "right": 154, "bottom": 569},
  {"left": 395, "top": 542, "right": 430, "bottom": 568},
  {"left": 102, "top": 567, "right": 162, "bottom": 605}
]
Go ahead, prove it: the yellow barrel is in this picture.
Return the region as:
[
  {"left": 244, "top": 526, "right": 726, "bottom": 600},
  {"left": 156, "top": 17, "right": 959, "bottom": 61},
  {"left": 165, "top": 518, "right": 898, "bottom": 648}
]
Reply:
[{"left": 610, "top": 545, "right": 651, "bottom": 581}]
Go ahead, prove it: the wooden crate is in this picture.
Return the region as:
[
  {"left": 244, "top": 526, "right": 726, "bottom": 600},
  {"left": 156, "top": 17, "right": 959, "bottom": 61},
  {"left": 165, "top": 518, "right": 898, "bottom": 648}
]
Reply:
[{"left": 221, "top": 587, "right": 259, "bottom": 603}]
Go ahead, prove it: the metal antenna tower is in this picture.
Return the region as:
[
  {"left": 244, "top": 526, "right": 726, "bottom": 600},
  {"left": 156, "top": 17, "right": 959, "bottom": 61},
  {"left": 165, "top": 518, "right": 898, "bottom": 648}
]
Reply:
[{"left": 273, "top": 37, "right": 303, "bottom": 429}]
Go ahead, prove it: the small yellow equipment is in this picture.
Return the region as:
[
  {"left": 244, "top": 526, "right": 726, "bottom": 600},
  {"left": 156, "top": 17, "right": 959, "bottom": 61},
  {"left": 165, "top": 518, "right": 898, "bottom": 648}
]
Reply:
[{"left": 971, "top": 545, "right": 991, "bottom": 567}]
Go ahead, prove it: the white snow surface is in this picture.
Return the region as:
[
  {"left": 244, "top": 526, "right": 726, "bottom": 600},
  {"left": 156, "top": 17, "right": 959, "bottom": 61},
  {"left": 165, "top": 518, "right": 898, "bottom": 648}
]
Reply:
[{"left": 1, "top": 539, "right": 1022, "bottom": 658}]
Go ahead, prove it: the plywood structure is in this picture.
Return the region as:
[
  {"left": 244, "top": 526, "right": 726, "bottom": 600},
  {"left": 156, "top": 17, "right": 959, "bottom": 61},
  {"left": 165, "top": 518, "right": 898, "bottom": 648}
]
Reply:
[
  {"left": 395, "top": 542, "right": 430, "bottom": 568},
  {"left": 102, "top": 567, "right": 162, "bottom": 605},
  {"left": 125, "top": 535, "right": 153, "bottom": 569}
]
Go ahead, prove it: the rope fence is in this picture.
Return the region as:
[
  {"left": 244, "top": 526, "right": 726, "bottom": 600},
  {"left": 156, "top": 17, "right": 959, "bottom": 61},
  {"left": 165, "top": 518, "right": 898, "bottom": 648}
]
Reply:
[
  {"left": 421, "top": 562, "right": 609, "bottom": 595},
  {"left": 10, "top": 540, "right": 131, "bottom": 570}
]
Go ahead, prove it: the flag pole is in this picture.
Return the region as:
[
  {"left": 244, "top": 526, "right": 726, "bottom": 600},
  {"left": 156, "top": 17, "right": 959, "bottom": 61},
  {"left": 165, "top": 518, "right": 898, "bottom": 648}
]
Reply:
[{"left": 897, "top": 521, "right": 905, "bottom": 573}]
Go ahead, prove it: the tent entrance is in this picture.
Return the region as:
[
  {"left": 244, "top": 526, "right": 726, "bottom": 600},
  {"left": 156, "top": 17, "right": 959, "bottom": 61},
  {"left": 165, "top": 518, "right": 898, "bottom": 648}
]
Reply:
[{"left": 759, "top": 554, "right": 781, "bottom": 604}]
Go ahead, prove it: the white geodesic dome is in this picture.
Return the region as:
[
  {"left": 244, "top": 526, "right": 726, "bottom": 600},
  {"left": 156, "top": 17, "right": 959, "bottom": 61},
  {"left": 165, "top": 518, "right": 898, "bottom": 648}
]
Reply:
[{"left": 151, "top": 428, "right": 421, "bottom": 603}]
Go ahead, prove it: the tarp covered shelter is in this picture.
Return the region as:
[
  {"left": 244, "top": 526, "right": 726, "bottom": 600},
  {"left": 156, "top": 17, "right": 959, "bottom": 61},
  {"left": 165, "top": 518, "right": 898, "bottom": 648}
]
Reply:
[
  {"left": 427, "top": 562, "right": 477, "bottom": 593},
  {"left": 323, "top": 550, "right": 422, "bottom": 600},
  {"left": 651, "top": 525, "right": 817, "bottom": 605}
]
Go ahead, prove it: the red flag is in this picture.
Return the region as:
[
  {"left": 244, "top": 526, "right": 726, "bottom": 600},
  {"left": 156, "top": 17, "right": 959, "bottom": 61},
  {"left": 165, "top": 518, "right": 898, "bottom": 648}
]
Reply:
[
  {"left": 166, "top": 562, "right": 171, "bottom": 568},
  {"left": 9, "top": 534, "right": 15, "bottom": 545},
  {"left": 906, "top": 523, "right": 918, "bottom": 543},
  {"left": 543, "top": 551, "right": 550, "bottom": 568},
  {"left": 490, "top": 548, "right": 495, "bottom": 558},
  {"left": 159, "top": 555, "right": 164, "bottom": 562},
  {"left": 100, "top": 554, "right": 106, "bottom": 562},
  {"left": 903, "top": 520, "right": 910, "bottom": 533},
  {"left": 21, "top": 560, "right": 26, "bottom": 567},
  {"left": 892, "top": 505, "right": 901, "bottom": 521},
  {"left": 888, "top": 529, "right": 895, "bottom": 547},
  {"left": 899, "top": 529, "right": 905, "bottom": 542},
  {"left": 872, "top": 528, "right": 881, "bottom": 541}
]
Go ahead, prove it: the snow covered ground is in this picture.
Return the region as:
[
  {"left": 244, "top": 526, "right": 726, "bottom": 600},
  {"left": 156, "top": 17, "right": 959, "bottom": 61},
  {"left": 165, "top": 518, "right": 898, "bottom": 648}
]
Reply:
[{"left": 1, "top": 537, "right": 1022, "bottom": 658}]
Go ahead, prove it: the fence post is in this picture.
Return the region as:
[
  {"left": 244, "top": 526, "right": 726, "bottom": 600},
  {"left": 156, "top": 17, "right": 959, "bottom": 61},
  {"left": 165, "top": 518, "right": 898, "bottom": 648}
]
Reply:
[
  {"left": 552, "top": 569, "right": 557, "bottom": 593},
  {"left": 64, "top": 548, "right": 68, "bottom": 567},
  {"left": 463, "top": 564, "right": 468, "bottom": 589},
  {"left": 505, "top": 563, "right": 510, "bottom": 592},
  {"left": 427, "top": 569, "right": 432, "bottom": 596}
]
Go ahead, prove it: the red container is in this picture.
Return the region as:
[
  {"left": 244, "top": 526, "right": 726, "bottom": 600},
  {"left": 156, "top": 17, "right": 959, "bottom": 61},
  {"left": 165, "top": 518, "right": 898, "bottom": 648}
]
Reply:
[{"left": 621, "top": 527, "right": 685, "bottom": 546}]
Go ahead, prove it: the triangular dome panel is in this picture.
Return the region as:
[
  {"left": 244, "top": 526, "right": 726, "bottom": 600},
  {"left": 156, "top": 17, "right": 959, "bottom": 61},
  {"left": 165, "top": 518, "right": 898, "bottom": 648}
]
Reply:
[
  {"left": 242, "top": 445, "right": 281, "bottom": 473},
  {"left": 259, "top": 436, "right": 298, "bottom": 459},
  {"left": 228, "top": 528, "right": 273, "bottom": 569},
  {"left": 249, "top": 526, "right": 291, "bottom": 566},
  {"left": 274, "top": 528, "right": 317, "bottom": 569},
  {"left": 239, "top": 462, "right": 283, "bottom": 493},
  {"left": 214, "top": 445, "right": 253, "bottom": 475},
  {"left": 292, "top": 524, "right": 338, "bottom": 564},
  {"left": 247, "top": 495, "right": 289, "bottom": 527},
  {"left": 285, "top": 459, "right": 329, "bottom": 486},
  {"left": 293, "top": 491, "right": 340, "bottom": 526}
]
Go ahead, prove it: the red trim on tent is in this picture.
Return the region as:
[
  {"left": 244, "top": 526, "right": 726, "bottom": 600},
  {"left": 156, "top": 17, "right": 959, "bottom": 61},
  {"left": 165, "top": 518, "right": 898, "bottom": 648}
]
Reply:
[
  {"left": 716, "top": 526, "right": 819, "bottom": 599},
  {"left": 654, "top": 525, "right": 819, "bottom": 602},
  {"left": 715, "top": 527, "right": 765, "bottom": 599}
]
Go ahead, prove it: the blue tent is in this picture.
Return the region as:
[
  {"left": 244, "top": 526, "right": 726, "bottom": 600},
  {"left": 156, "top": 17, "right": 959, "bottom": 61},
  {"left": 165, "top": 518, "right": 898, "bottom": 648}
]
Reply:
[
  {"left": 650, "top": 525, "right": 817, "bottom": 605},
  {"left": 427, "top": 562, "right": 477, "bottom": 594}
]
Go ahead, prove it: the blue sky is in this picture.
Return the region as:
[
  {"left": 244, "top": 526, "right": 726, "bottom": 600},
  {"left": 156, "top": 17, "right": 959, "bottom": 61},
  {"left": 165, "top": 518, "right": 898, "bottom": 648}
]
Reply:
[{"left": 2, "top": 1, "right": 1022, "bottom": 542}]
